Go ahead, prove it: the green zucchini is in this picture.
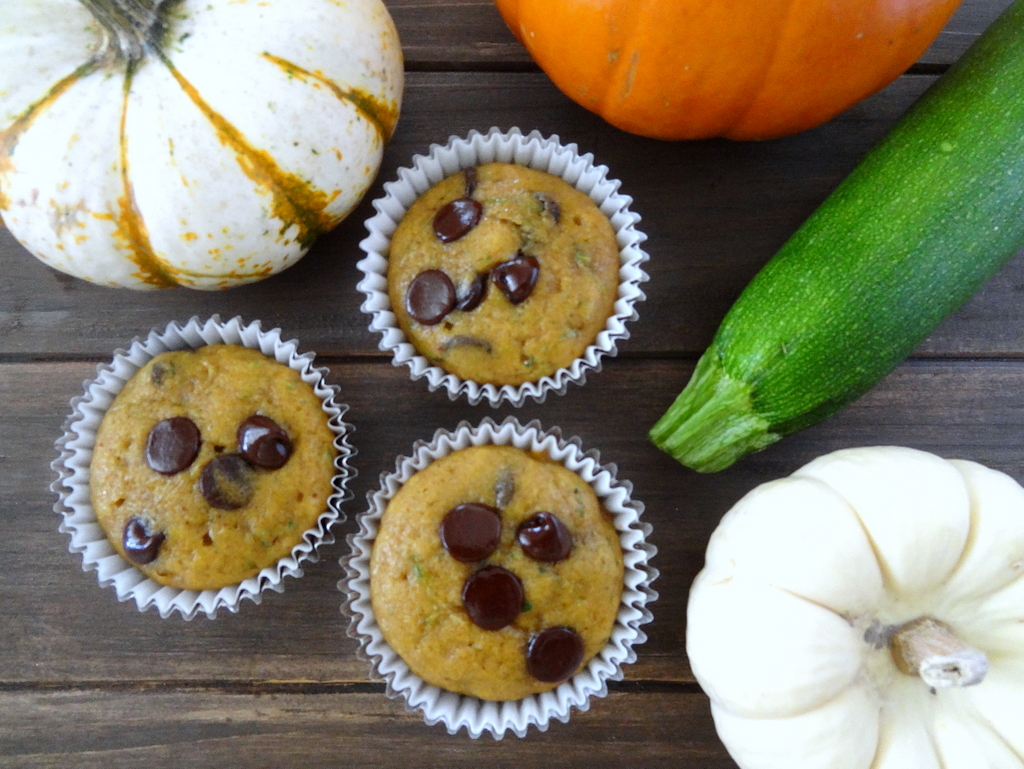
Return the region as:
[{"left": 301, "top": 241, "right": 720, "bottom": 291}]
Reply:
[{"left": 650, "top": 0, "right": 1024, "bottom": 472}]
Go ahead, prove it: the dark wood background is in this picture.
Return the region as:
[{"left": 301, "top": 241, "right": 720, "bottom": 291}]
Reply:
[{"left": 1, "top": 0, "right": 1020, "bottom": 765}]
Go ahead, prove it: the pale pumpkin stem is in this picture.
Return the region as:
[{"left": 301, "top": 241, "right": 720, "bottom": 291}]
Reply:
[
  {"left": 79, "top": 0, "right": 168, "bottom": 62},
  {"left": 890, "top": 617, "right": 989, "bottom": 688}
]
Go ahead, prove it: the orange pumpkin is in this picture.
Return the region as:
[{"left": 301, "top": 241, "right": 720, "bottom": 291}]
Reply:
[{"left": 493, "top": 0, "right": 964, "bottom": 140}]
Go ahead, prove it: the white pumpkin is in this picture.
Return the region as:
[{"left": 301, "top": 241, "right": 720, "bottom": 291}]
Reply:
[
  {"left": 0, "top": 0, "right": 403, "bottom": 289},
  {"left": 688, "top": 446, "right": 1024, "bottom": 769}
]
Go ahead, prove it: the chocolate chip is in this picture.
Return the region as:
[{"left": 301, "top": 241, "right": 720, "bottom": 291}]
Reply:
[
  {"left": 526, "top": 626, "right": 585, "bottom": 682},
  {"left": 534, "top": 192, "right": 561, "bottom": 223},
  {"left": 145, "top": 417, "right": 201, "bottom": 475},
  {"left": 237, "top": 415, "right": 292, "bottom": 470},
  {"left": 122, "top": 516, "right": 165, "bottom": 565},
  {"left": 461, "top": 564, "right": 524, "bottom": 631},
  {"left": 199, "top": 454, "right": 255, "bottom": 510},
  {"left": 433, "top": 198, "right": 482, "bottom": 243},
  {"left": 439, "top": 503, "right": 501, "bottom": 562},
  {"left": 463, "top": 167, "right": 478, "bottom": 197},
  {"left": 517, "top": 511, "right": 573, "bottom": 562},
  {"left": 405, "top": 269, "right": 456, "bottom": 325},
  {"left": 492, "top": 253, "right": 540, "bottom": 305},
  {"left": 454, "top": 271, "right": 489, "bottom": 312}
]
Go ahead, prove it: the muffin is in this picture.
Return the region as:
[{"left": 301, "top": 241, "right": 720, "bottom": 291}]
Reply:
[
  {"left": 89, "top": 344, "right": 338, "bottom": 591},
  {"left": 387, "top": 163, "right": 620, "bottom": 386},
  {"left": 358, "top": 127, "right": 650, "bottom": 407},
  {"left": 370, "top": 444, "right": 624, "bottom": 701},
  {"left": 53, "top": 316, "right": 354, "bottom": 619},
  {"left": 343, "top": 417, "right": 657, "bottom": 738}
]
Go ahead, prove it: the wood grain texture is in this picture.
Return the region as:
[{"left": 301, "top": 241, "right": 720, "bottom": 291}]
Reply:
[
  {"left": 387, "top": 0, "right": 527, "bottom": 68},
  {"left": 1, "top": 1, "right": 1022, "bottom": 765},
  {"left": 3, "top": 72, "right": 1023, "bottom": 360},
  {"left": 380, "top": 0, "right": 1016, "bottom": 69},
  {"left": 889, "top": 0, "right": 1014, "bottom": 66},
  {"left": 0, "top": 688, "right": 730, "bottom": 768},
  {"left": 5, "top": 358, "right": 1024, "bottom": 686}
]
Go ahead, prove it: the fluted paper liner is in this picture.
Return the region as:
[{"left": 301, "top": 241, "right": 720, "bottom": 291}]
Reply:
[
  {"left": 341, "top": 416, "right": 658, "bottom": 738},
  {"left": 357, "top": 127, "right": 650, "bottom": 407},
  {"left": 51, "top": 315, "right": 356, "bottom": 620}
]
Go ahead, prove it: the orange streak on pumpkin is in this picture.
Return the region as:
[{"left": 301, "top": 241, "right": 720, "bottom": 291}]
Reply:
[
  {"left": 158, "top": 53, "right": 334, "bottom": 251},
  {"left": 0, "top": 53, "right": 280, "bottom": 288},
  {"left": 0, "top": 56, "right": 183, "bottom": 288},
  {"left": 0, "top": 59, "right": 99, "bottom": 212},
  {"left": 115, "top": 62, "right": 180, "bottom": 288},
  {"left": 260, "top": 52, "right": 399, "bottom": 142}
]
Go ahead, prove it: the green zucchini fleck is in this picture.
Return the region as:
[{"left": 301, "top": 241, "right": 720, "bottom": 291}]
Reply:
[{"left": 651, "top": 0, "right": 1024, "bottom": 472}]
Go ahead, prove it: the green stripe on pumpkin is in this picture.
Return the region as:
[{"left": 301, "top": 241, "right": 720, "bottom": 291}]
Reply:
[
  {"left": 0, "top": 58, "right": 102, "bottom": 212},
  {"left": 116, "top": 59, "right": 180, "bottom": 288},
  {"left": 157, "top": 50, "right": 335, "bottom": 252},
  {"left": 261, "top": 51, "right": 400, "bottom": 142}
]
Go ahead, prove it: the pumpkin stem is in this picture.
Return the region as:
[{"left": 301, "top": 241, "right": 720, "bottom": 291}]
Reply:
[
  {"left": 890, "top": 617, "right": 988, "bottom": 689},
  {"left": 80, "top": 0, "right": 169, "bottom": 62}
]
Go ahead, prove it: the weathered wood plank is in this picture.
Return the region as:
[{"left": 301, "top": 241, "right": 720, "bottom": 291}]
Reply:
[
  {"left": 0, "top": 359, "right": 695, "bottom": 684},
  {"left": 891, "top": 0, "right": 1014, "bottom": 66},
  {"left": 387, "top": 0, "right": 527, "bottom": 68},
  {"left": 383, "top": 0, "right": 1014, "bottom": 69},
  {"left": 4, "top": 73, "right": 1023, "bottom": 359},
  {"left": 3, "top": 357, "right": 1024, "bottom": 684},
  {"left": 0, "top": 687, "right": 732, "bottom": 768},
  {"left": 2, "top": 2, "right": 1017, "bottom": 764}
]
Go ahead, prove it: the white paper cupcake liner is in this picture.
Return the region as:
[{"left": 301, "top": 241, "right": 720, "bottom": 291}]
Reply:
[
  {"left": 357, "top": 126, "right": 650, "bottom": 407},
  {"left": 51, "top": 315, "right": 356, "bottom": 620},
  {"left": 341, "top": 416, "right": 658, "bottom": 738}
]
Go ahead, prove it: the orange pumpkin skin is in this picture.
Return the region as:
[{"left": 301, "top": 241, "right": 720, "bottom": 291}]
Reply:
[{"left": 494, "top": 0, "right": 963, "bottom": 140}]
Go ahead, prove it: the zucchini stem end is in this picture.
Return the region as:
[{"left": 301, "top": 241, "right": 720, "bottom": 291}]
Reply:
[{"left": 649, "top": 346, "right": 778, "bottom": 472}]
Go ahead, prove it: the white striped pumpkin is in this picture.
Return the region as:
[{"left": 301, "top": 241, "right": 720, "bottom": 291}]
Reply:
[{"left": 0, "top": 0, "right": 403, "bottom": 289}]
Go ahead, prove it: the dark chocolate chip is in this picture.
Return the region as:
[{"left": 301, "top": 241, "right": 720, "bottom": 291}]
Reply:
[
  {"left": 454, "top": 271, "right": 489, "bottom": 312},
  {"left": 433, "top": 198, "right": 482, "bottom": 243},
  {"left": 439, "top": 502, "right": 502, "bottom": 562},
  {"left": 526, "top": 626, "right": 585, "bottom": 683},
  {"left": 439, "top": 336, "right": 492, "bottom": 354},
  {"left": 492, "top": 253, "right": 540, "bottom": 305},
  {"left": 463, "top": 166, "right": 478, "bottom": 197},
  {"left": 145, "top": 416, "right": 201, "bottom": 475},
  {"left": 122, "top": 516, "right": 165, "bottom": 565},
  {"left": 461, "top": 564, "right": 524, "bottom": 631},
  {"left": 517, "top": 511, "right": 573, "bottom": 562},
  {"left": 237, "top": 414, "right": 292, "bottom": 469},
  {"left": 405, "top": 269, "right": 456, "bottom": 325},
  {"left": 199, "top": 454, "right": 255, "bottom": 510},
  {"left": 534, "top": 192, "right": 561, "bottom": 223}
]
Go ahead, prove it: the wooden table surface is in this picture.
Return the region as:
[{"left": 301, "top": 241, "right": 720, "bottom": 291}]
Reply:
[{"left": 2, "top": 1, "right": 1021, "bottom": 765}]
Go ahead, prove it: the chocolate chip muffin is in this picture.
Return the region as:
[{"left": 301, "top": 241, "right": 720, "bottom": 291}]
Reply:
[
  {"left": 369, "top": 444, "right": 624, "bottom": 701},
  {"left": 89, "top": 344, "right": 337, "bottom": 591},
  {"left": 387, "top": 163, "right": 620, "bottom": 386}
]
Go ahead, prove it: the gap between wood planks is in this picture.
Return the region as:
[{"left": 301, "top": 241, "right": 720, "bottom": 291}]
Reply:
[
  {"left": 5, "top": 347, "right": 1024, "bottom": 366},
  {"left": 0, "top": 679, "right": 704, "bottom": 695},
  {"left": 403, "top": 61, "right": 952, "bottom": 75}
]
